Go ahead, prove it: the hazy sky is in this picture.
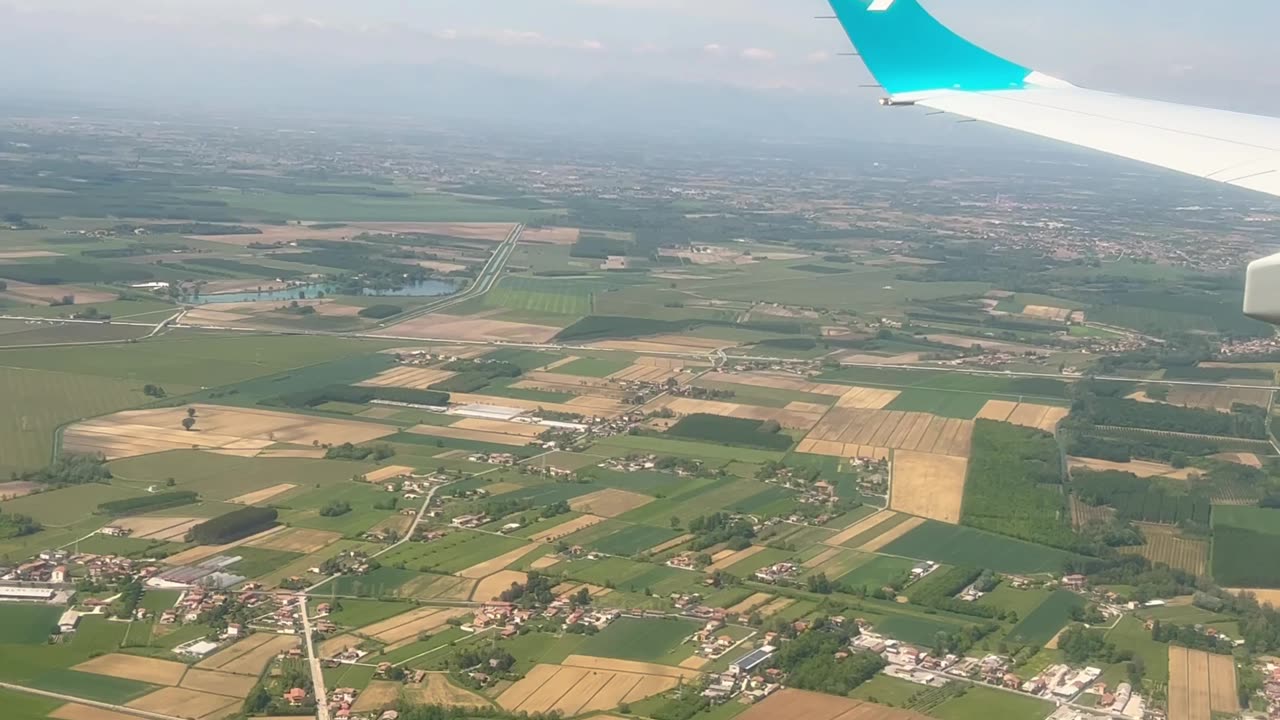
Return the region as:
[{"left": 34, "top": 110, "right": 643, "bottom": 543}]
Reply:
[{"left": 5, "top": 0, "right": 1280, "bottom": 136}]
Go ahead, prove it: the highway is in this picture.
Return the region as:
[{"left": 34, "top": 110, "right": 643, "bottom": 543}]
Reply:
[{"left": 298, "top": 595, "right": 330, "bottom": 720}]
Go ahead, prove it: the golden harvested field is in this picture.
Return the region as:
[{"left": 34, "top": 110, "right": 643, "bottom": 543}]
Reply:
[
  {"left": 520, "top": 226, "right": 581, "bottom": 245},
  {"left": 227, "top": 483, "right": 297, "bottom": 505},
  {"left": 707, "top": 544, "right": 767, "bottom": 572},
  {"left": 890, "top": 451, "right": 969, "bottom": 524},
  {"left": 798, "top": 411, "right": 973, "bottom": 459},
  {"left": 50, "top": 706, "right": 140, "bottom": 720},
  {"left": 858, "top": 517, "right": 927, "bottom": 553},
  {"left": 3, "top": 280, "right": 117, "bottom": 305},
  {"left": 359, "top": 366, "right": 457, "bottom": 390},
  {"left": 1168, "top": 646, "right": 1239, "bottom": 720},
  {"left": 1213, "top": 452, "right": 1264, "bottom": 468},
  {"left": 378, "top": 314, "right": 561, "bottom": 343},
  {"left": 562, "top": 655, "right": 700, "bottom": 679},
  {"left": 452, "top": 418, "right": 545, "bottom": 437},
  {"left": 569, "top": 489, "right": 654, "bottom": 517},
  {"left": 196, "top": 634, "right": 299, "bottom": 676},
  {"left": 825, "top": 510, "right": 899, "bottom": 547},
  {"left": 1228, "top": 588, "right": 1280, "bottom": 605},
  {"left": 1069, "top": 457, "right": 1195, "bottom": 481},
  {"left": 408, "top": 674, "right": 491, "bottom": 707},
  {"left": 679, "top": 656, "right": 710, "bottom": 670},
  {"left": 1022, "top": 305, "right": 1072, "bottom": 321},
  {"left": 705, "top": 372, "right": 852, "bottom": 396},
  {"left": 725, "top": 592, "right": 774, "bottom": 615},
  {"left": 248, "top": 527, "right": 342, "bottom": 554},
  {"left": 444, "top": 393, "right": 628, "bottom": 418},
  {"left": 369, "top": 608, "right": 472, "bottom": 645},
  {"left": 127, "top": 687, "right": 238, "bottom": 719},
  {"left": 319, "top": 634, "right": 362, "bottom": 657},
  {"left": 179, "top": 669, "right": 258, "bottom": 698},
  {"left": 647, "top": 533, "right": 694, "bottom": 554},
  {"left": 530, "top": 514, "right": 605, "bottom": 542},
  {"left": 405, "top": 423, "right": 532, "bottom": 447},
  {"left": 458, "top": 543, "right": 540, "bottom": 579},
  {"left": 738, "top": 689, "right": 929, "bottom": 720},
  {"left": 1119, "top": 525, "right": 1208, "bottom": 576},
  {"left": 498, "top": 660, "right": 690, "bottom": 716},
  {"left": 74, "top": 654, "right": 188, "bottom": 686},
  {"left": 113, "top": 516, "right": 201, "bottom": 541},
  {"left": 353, "top": 681, "right": 402, "bottom": 713},
  {"left": 362, "top": 465, "right": 417, "bottom": 483},
  {"left": 528, "top": 555, "right": 562, "bottom": 570},
  {"left": 473, "top": 570, "right": 530, "bottom": 602},
  {"left": 835, "top": 386, "right": 902, "bottom": 409},
  {"left": 652, "top": 397, "right": 823, "bottom": 430},
  {"left": 64, "top": 405, "right": 396, "bottom": 460},
  {"left": 976, "top": 400, "right": 1068, "bottom": 432}
]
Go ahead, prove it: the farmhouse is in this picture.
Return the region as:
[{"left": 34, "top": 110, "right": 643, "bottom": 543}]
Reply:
[{"left": 59, "top": 610, "right": 81, "bottom": 633}]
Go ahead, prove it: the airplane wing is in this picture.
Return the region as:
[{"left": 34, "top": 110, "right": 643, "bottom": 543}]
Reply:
[{"left": 828, "top": 0, "right": 1280, "bottom": 325}]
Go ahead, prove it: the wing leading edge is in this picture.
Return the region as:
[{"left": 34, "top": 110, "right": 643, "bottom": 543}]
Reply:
[{"left": 827, "top": 0, "right": 1280, "bottom": 325}]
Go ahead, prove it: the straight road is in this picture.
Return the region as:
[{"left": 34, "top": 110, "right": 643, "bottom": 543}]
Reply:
[{"left": 298, "top": 597, "right": 330, "bottom": 720}]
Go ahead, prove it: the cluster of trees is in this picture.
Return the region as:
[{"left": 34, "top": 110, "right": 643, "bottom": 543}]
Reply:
[
  {"left": 188, "top": 507, "right": 278, "bottom": 545},
  {"left": 497, "top": 572, "right": 558, "bottom": 607},
  {"left": 686, "top": 512, "right": 756, "bottom": 552},
  {"left": 0, "top": 512, "right": 41, "bottom": 540},
  {"left": 98, "top": 491, "right": 198, "bottom": 516},
  {"left": 1072, "top": 469, "right": 1212, "bottom": 527},
  {"left": 21, "top": 454, "right": 112, "bottom": 486},
  {"left": 142, "top": 383, "right": 167, "bottom": 398},
  {"left": 569, "top": 233, "right": 631, "bottom": 259},
  {"left": 538, "top": 500, "right": 571, "bottom": 520},
  {"left": 357, "top": 304, "right": 403, "bottom": 319},
  {"left": 1065, "top": 430, "right": 1205, "bottom": 465},
  {"left": 665, "top": 414, "right": 793, "bottom": 451},
  {"left": 1150, "top": 620, "right": 1235, "bottom": 654},
  {"left": 962, "top": 421, "right": 1088, "bottom": 553},
  {"left": 909, "top": 567, "right": 1007, "bottom": 620},
  {"left": 263, "top": 384, "right": 449, "bottom": 410},
  {"left": 1056, "top": 626, "right": 1141, "bottom": 676},
  {"left": 767, "top": 629, "right": 885, "bottom": 696},
  {"left": 1068, "top": 555, "right": 1197, "bottom": 604},
  {"left": 319, "top": 500, "right": 352, "bottom": 517},
  {"left": 325, "top": 443, "right": 395, "bottom": 462},
  {"left": 1072, "top": 388, "right": 1269, "bottom": 440}
]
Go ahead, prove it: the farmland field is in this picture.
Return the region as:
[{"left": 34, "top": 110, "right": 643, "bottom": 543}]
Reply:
[
  {"left": 590, "top": 434, "right": 786, "bottom": 463},
  {"left": 1005, "top": 590, "right": 1086, "bottom": 646},
  {"left": 1118, "top": 524, "right": 1208, "bottom": 576},
  {"left": 931, "top": 686, "right": 1054, "bottom": 720},
  {"left": 579, "top": 617, "right": 700, "bottom": 664},
  {"left": 548, "top": 356, "right": 633, "bottom": 378},
  {"left": 884, "top": 389, "right": 988, "bottom": 419},
  {"left": 589, "top": 524, "right": 681, "bottom": 556},
  {"left": 878, "top": 520, "right": 1077, "bottom": 574},
  {"left": 1212, "top": 506, "right": 1280, "bottom": 533},
  {"left": 27, "top": 669, "right": 158, "bottom": 704},
  {"left": 1, "top": 366, "right": 149, "bottom": 475},
  {"left": 484, "top": 276, "right": 594, "bottom": 315},
  {"left": 0, "top": 605, "right": 62, "bottom": 644},
  {"left": 379, "top": 531, "right": 528, "bottom": 575}
]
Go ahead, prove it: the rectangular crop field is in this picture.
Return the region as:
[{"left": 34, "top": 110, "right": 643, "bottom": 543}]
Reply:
[
  {"left": 1211, "top": 526, "right": 1280, "bottom": 588},
  {"left": 1119, "top": 524, "right": 1207, "bottom": 576},
  {"left": 890, "top": 450, "right": 968, "bottom": 524},
  {"left": 0, "top": 605, "right": 63, "bottom": 644},
  {"left": 885, "top": 389, "right": 989, "bottom": 419},
  {"left": 879, "top": 520, "right": 1077, "bottom": 574},
  {"left": 589, "top": 525, "right": 682, "bottom": 556},
  {"left": 1005, "top": 590, "right": 1086, "bottom": 646},
  {"left": 28, "top": 670, "right": 158, "bottom": 705},
  {"left": 1168, "top": 646, "right": 1238, "bottom": 720},
  {"left": 485, "top": 277, "right": 593, "bottom": 315},
  {"left": 931, "top": 685, "right": 1054, "bottom": 720},
  {"left": 579, "top": 618, "right": 700, "bottom": 664},
  {"left": 737, "top": 689, "right": 930, "bottom": 720},
  {"left": 550, "top": 356, "right": 633, "bottom": 377}
]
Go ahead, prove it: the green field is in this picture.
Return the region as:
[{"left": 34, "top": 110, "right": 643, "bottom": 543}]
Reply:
[
  {"left": 1212, "top": 506, "right": 1280, "bottom": 533},
  {"left": 485, "top": 277, "right": 593, "bottom": 315},
  {"left": 27, "top": 670, "right": 158, "bottom": 704},
  {"left": 579, "top": 617, "right": 699, "bottom": 664},
  {"left": 931, "top": 686, "right": 1054, "bottom": 720},
  {"left": 379, "top": 531, "right": 527, "bottom": 574},
  {"left": 878, "top": 521, "right": 1077, "bottom": 575},
  {"left": 0, "top": 688, "right": 61, "bottom": 720},
  {"left": 589, "top": 524, "right": 681, "bottom": 556},
  {"left": 111, "top": 451, "right": 370, "bottom": 502},
  {"left": 312, "top": 567, "right": 422, "bottom": 597},
  {"left": 1005, "top": 590, "right": 1086, "bottom": 646},
  {"left": 1105, "top": 616, "right": 1170, "bottom": 683},
  {"left": 884, "top": 389, "right": 988, "bottom": 419},
  {"left": 320, "top": 599, "right": 417, "bottom": 629},
  {"left": 851, "top": 674, "right": 927, "bottom": 707},
  {"left": 0, "top": 483, "right": 142, "bottom": 526},
  {"left": 0, "top": 605, "right": 62, "bottom": 644},
  {"left": 283, "top": 482, "right": 401, "bottom": 536},
  {"left": 976, "top": 585, "right": 1052, "bottom": 621},
  {"left": 548, "top": 356, "right": 633, "bottom": 378},
  {"left": 837, "top": 555, "right": 916, "bottom": 591},
  {"left": 1, "top": 366, "right": 150, "bottom": 474}
]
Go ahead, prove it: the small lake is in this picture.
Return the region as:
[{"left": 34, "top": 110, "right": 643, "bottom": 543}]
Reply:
[{"left": 191, "top": 279, "right": 458, "bottom": 305}]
